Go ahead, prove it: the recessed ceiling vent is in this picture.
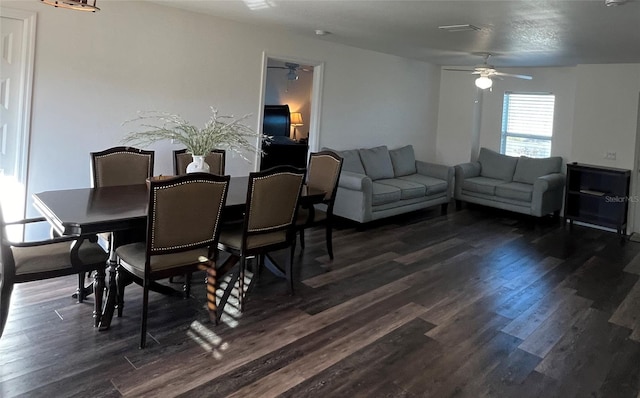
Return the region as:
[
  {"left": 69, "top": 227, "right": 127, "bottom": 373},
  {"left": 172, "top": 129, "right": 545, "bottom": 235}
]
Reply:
[
  {"left": 604, "top": 0, "right": 628, "bottom": 6},
  {"left": 438, "top": 24, "right": 481, "bottom": 32}
]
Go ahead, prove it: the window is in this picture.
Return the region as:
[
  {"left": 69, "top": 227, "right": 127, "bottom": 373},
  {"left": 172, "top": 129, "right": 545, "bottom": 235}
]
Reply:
[{"left": 500, "top": 92, "right": 555, "bottom": 158}]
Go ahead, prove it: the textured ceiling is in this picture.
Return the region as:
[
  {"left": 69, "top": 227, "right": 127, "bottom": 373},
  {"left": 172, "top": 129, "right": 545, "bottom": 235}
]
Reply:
[{"left": 150, "top": 0, "right": 640, "bottom": 68}]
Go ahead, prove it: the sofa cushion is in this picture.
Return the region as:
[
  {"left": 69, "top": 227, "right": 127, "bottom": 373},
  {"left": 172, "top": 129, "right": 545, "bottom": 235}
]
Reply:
[
  {"left": 389, "top": 145, "right": 417, "bottom": 177},
  {"left": 371, "top": 182, "right": 401, "bottom": 205},
  {"left": 377, "top": 178, "right": 425, "bottom": 200},
  {"left": 495, "top": 182, "right": 534, "bottom": 202},
  {"left": 513, "top": 156, "right": 563, "bottom": 185},
  {"left": 397, "top": 174, "right": 448, "bottom": 195},
  {"left": 478, "top": 147, "right": 518, "bottom": 181},
  {"left": 462, "top": 176, "right": 509, "bottom": 196},
  {"left": 359, "top": 146, "right": 395, "bottom": 180},
  {"left": 339, "top": 149, "right": 366, "bottom": 174}
]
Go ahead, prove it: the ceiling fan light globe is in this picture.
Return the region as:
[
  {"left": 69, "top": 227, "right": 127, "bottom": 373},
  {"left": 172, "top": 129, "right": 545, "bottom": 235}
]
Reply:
[{"left": 475, "top": 76, "right": 493, "bottom": 89}]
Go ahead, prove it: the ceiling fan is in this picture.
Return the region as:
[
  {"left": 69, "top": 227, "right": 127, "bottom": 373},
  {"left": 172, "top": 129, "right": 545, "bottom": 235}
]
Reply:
[
  {"left": 444, "top": 54, "right": 532, "bottom": 89},
  {"left": 267, "top": 62, "right": 312, "bottom": 81}
]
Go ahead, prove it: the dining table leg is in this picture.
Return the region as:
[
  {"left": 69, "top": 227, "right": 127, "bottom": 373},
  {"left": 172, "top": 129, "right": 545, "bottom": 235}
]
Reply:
[{"left": 93, "top": 266, "right": 106, "bottom": 327}]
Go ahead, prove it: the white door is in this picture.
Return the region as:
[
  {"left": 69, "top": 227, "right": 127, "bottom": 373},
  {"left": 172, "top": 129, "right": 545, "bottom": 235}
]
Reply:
[{"left": 0, "top": 8, "right": 36, "bottom": 226}]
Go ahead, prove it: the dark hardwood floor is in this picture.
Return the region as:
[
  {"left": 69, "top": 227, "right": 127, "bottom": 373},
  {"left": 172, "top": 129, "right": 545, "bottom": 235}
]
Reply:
[{"left": 2, "top": 204, "right": 640, "bottom": 397}]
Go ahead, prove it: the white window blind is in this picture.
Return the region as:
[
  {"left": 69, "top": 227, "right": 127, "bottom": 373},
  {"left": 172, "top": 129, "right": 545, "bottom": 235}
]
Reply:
[{"left": 501, "top": 92, "right": 555, "bottom": 158}]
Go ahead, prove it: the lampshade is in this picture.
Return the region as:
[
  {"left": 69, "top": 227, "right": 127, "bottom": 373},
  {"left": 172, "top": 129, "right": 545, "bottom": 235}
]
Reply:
[
  {"left": 290, "top": 112, "right": 304, "bottom": 126},
  {"left": 40, "top": 0, "right": 100, "bottom": 12},
  {"left": 475, "top": 76, "right": 493, "bottom": 89}
]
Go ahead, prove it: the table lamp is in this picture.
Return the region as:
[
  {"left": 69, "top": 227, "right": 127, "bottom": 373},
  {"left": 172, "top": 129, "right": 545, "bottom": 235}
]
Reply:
[{"left": 290, "top": 112, "right": 303, "bottom": 140}]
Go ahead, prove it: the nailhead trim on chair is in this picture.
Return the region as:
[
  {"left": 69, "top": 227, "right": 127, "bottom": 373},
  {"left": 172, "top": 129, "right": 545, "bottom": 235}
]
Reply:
[
  {"left": 248, "top": 172, "right": 302, "bottom": 233},
  {"left": 149, "top": 179, "right": 227, "bottom": 252}
]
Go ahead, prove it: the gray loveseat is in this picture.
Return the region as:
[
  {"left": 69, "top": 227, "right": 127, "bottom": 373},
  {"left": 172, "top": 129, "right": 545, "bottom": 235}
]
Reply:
[
  {"left": 327, "top": 145, "right": 454, "bottom": 223},
  {"left": 454, "top": 148, "right": 565, "bottom": 217}
]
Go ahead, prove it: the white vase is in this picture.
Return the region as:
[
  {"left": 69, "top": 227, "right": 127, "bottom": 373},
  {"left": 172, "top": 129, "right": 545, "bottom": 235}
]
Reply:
[{"left": 186, "top": 155, "right": 210, "bottom": 173}]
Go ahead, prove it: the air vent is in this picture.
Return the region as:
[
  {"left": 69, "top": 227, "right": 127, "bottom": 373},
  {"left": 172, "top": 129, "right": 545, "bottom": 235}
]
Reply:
[
  {"left": 438, "top": 24, "right": 481, "bottom": 32},
  {"left": 604, "top": 0, "right": 628, "bottom": 6}
]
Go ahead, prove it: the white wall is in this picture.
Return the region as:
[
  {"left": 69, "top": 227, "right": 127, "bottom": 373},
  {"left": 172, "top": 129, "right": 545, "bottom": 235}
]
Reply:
[
  {"left": 571, "top": 64, "right": 640, "bottom": 169},
  {"left": 435, "top": 70, "right": 477, "bottom": 165},
  {"left": 2, "top": 1, "right": 440, "bottom": 215}
]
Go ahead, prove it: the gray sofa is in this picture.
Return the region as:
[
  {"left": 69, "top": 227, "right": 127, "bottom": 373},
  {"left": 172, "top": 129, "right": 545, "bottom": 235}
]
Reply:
[
  {"left": 454, "top": 148, "right": 565, "bottom": 217},
  {"left": 326, "top": 145, "right": 454, "bottom": 223}
]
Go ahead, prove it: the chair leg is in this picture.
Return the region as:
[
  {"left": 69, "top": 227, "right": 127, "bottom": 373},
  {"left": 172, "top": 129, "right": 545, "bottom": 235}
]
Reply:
[
  {"left": 288, "top": 240, "right": 296, "bottom": 295},
  {"left": 326, "top": 224, "right": 334, "bottom": 261},
  {"left": 77, "top": 273, "right": 86, "bottom": 303},
  {"left": 184, "top": 272, "right": 192, "bottom": 299},
  {"left": 238, "top": 257, "right": 246, "bottom": 312},
  {"left": 0, "top": 281, "right": 14, "bottom": 339},
  {"left": 201, "top": 262, "right": 217, "bottom": 324},
  {"left": 140, "top": 277, "right": 150, "bottom": 349},
  {"left": 116, "top": 266, "right": 126, "bottom": 318}
]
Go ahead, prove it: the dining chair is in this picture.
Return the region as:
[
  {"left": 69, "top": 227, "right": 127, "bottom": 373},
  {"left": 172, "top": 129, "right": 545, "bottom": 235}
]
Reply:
[
  {"left": 170, "top": 148, "right": 226, "bottom": 284},
  {"left": 89, "top": 146, "right": 154, "bottom": 259},
  {"left": 0, "top": 202, "right": 108, "bottom": 338},
  {"left": 295, "top": 151, "right": 343, "bottom": 260},
  {"left": 173, "top": 149, "right": 226, "bottom": 176},
  {"left": 216, "top": 166, "right": 305, "bottom": 322},
  {"left": 114, "top": 173, "right": 229, "bottom": 348}
]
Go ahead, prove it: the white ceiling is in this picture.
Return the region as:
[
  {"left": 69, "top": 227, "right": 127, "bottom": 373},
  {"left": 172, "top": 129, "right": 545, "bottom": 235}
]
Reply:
[{"left": 151, "top": 0, "right": 640, "bottom": 68}]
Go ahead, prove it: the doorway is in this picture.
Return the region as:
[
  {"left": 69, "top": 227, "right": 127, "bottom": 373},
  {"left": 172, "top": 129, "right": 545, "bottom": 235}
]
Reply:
[
  {"left": 0, "top": 8, "right": 36, "bottom": 232},
  {"left": 255, "top": 52, "right": 324, "bottom": 169}
]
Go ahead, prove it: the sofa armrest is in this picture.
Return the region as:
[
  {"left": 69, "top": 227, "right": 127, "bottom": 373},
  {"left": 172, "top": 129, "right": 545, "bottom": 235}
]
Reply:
[
  {"left": 334, "top": 171, "right": 373, "bottom": 223},
  {"left": 454, "top": 162, "right": 481, "bottom": 199},
  {"left": 533, "top": 173, "right": 565, "bottom": 193},
  {"left": 338, "top": 171, "right": 372, "bottom": 192},
  {"left": 454, "top": 162, "right": 481, "bottom": 179},
  {"left": 531, "top": 173, "right": 566, "bottom": 217}
]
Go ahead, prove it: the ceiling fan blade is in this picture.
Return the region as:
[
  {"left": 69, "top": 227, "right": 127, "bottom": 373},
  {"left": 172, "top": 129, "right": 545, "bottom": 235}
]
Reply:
[
  {"left": 443, "top": 68, "right": 474, "bottom": 72},
  {"left": 493, "top": 72, "right": 533, "bottom": 80}
]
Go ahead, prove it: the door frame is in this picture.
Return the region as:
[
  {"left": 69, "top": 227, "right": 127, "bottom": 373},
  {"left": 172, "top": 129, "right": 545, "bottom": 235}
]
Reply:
[
  {"left": 630, "top": 91, "right": 640, "bottom": 234},
  {"left": 255, "top": 51, "right": 324, "bottom": 170},
  {"left": 0, "top": 7, "right": 36, "bottom": 217}
]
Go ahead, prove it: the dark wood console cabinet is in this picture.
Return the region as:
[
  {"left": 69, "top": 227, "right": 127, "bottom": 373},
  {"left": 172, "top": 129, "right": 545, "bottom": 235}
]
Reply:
[{"left": 564, "top": 163, "right": 631, "bottom": 236}]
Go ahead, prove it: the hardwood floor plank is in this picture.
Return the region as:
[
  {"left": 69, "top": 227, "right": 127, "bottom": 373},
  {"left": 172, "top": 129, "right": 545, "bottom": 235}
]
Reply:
[
  {"left": 226, "top": 303, "right": 428, "bottom": 398},
  {"left": 610, "top": 279, "right": 640, "bottom": 333},
  {"left": 535, "top": 308, "right": 633, "bottom": 397},
  {"left": 111, "top": 279, "right": 413, "bottom": 396},
  {"left": 394, "top": 237, "right": 465, "bottom": 265},
  {"left": 501, "top": 287, "right": 578, "bottom": 340},
  {"left": 517, "top": 293, "right": 593, "bottom": 358},
  {"left": 562, "top": 255, "right": 639, "bottom": 315},
  {"left": 477, "top": 348, "right": 542, "bottom": 397},
  {"left": 277, "top": 319, "right": 431, "bottom": 398},
  {"left": 302, "top": 251, "right": 400, "bottom": 288}
]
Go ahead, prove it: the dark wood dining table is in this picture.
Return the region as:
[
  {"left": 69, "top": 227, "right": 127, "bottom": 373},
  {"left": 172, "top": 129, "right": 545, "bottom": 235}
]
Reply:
[{"left": 32, "top": 176, "right": 325, "bottom": 330}]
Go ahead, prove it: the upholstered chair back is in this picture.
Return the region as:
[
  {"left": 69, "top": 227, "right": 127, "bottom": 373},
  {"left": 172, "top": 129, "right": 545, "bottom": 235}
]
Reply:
[
  {"left": 307, "top": 151, "right": 343, "bottom": 202},
  {"left": 244, "top": 167, "right": 305, "bottom": 249},
  {"left": 91, "top": 147, "right": 154, "bottom": 187},
  {"left": 148, "top": 174, "right": 228, "bottom": 258}
]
